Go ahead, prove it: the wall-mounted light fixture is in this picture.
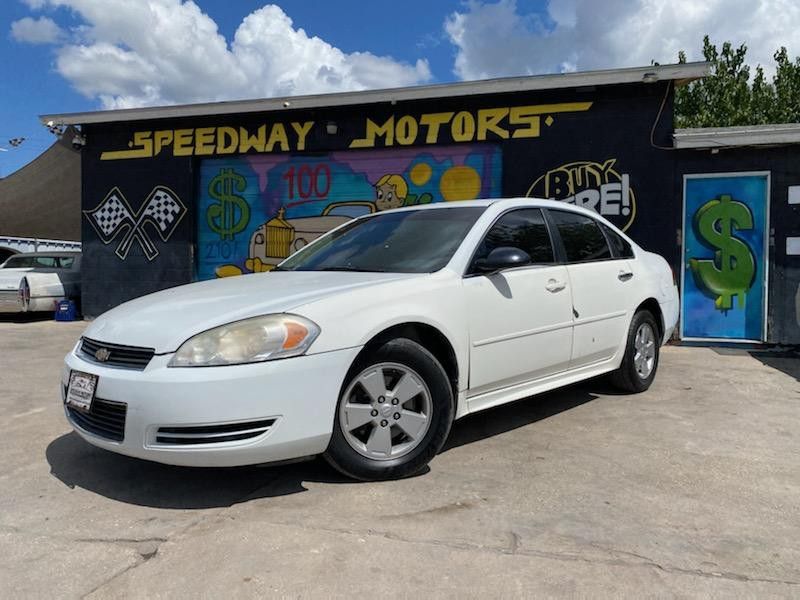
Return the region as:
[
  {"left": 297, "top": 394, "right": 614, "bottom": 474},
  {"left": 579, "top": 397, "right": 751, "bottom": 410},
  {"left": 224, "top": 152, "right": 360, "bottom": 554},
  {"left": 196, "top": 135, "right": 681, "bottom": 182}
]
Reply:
[{"left": 326, "top": 121, "right": 339, "bottom": 135}]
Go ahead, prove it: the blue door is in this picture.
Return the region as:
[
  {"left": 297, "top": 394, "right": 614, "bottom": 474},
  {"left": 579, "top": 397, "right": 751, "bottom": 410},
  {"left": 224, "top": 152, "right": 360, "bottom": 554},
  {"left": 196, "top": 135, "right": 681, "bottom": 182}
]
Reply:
[{"left": 681, "top": 173, "right": 769, "bottom": 342}]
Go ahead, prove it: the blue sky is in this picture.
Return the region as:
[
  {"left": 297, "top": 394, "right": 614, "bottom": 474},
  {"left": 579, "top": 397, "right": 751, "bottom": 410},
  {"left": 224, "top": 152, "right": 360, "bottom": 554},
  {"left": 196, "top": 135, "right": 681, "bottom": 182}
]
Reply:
[{"left": 1, "top": 0, "right": 796, "bottom": 176}]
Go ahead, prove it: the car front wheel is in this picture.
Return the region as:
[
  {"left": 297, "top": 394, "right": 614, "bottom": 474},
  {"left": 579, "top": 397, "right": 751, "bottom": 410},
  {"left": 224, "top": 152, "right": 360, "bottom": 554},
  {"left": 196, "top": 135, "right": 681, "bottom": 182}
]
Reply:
[
  {"left": 324, "top": 338, "right": 454, "bottom": 481},
  {"left": 610, "top": 310, "right": 660, "bottom": 393}
]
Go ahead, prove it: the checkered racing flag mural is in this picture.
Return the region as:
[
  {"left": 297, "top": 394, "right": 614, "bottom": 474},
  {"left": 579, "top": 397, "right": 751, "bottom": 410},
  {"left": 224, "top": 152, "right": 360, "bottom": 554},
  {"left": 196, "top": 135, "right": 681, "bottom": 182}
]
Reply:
[{"left": 84, "top": 186, "right": 187, "bottom": 260}]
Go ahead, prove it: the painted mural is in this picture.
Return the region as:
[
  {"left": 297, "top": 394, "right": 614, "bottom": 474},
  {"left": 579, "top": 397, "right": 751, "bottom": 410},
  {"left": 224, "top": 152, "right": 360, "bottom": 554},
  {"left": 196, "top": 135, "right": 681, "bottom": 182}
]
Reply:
[
  {"left": 682, "top": 173, "right": 769, "bottom": 341},
  {"left": 196, "top": 145, "right": 502, "bottom": 280},
  {"left": 527, "top": 158, "right": 636, "bottom": 231},
  {"left": 84, "top": 186, "right": 187, "bottom": 260}
]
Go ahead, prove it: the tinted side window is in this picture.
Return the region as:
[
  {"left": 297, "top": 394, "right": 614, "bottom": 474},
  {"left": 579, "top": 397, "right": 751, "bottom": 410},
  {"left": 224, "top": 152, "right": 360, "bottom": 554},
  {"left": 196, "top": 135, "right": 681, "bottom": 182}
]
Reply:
[
  {"left": 549, "top": 210, "right": 611, "bottom": 263},
  {"left": 471, "top": 209, "right": 554, "bottom": 270},
  {"left": 34, "top": 256, "right": 57, "bottom": 267},
  {"left": 601, "top": 224, "right": 634, "bottom": 259}
]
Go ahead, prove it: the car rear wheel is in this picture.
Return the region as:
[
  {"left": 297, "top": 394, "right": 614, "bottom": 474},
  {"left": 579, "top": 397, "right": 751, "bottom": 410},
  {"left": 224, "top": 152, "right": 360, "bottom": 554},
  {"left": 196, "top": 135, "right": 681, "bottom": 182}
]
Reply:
[
  {"left": 324, "top": 338, "right": 454, "bottom": 481},
  {"left": 609, "top": 310, "right": 660, "bottom": 393}
]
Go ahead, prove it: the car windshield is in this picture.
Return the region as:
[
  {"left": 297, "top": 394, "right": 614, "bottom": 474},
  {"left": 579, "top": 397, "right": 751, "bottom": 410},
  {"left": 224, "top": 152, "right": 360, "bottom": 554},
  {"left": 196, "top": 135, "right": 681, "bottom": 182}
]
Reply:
[
  {"left": 279, "top": 206, "right": 485, "bottom": 273},
  {"left": 1, "top": 255, "right": 75, "bottom": 269}
]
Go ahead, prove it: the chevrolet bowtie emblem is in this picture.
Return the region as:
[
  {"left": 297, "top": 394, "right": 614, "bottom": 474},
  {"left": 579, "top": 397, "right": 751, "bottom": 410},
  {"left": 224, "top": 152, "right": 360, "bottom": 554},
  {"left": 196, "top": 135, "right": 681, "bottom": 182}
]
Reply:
[{"left": 94, "top": 347, "right": 111, "bottom": 362}]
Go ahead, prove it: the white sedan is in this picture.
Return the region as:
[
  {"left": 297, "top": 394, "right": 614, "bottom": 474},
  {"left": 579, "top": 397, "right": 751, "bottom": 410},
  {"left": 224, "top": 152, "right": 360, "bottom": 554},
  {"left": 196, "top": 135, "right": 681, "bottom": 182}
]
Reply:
[
  {"left": 62, "top": 198, "right": 678, "bottom": 480},
  {"left": 0, "top": 252, "right": 81, "bottom": 313}
]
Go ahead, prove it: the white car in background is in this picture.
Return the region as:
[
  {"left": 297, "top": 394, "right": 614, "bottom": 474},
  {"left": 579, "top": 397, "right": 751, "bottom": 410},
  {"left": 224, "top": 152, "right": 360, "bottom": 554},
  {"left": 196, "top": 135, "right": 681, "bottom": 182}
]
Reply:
[
  {"left": 0, "top": 252, "right": 81, "bottom": 313},
  {"left": 62, "top": 199, "right": 678, "bottom": 481}
]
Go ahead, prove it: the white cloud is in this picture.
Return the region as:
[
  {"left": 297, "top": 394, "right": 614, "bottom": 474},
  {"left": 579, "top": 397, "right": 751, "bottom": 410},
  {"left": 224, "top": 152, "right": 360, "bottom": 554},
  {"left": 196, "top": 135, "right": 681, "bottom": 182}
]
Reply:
[
  {"left": 445, "top": 0, "right": 800, "bottom": 80},
  {"left": 10, "top": 16, "right": 64, "bottom": 44},
  {"left": 17, "top": 1, "right": 431, "bottom": 109}
]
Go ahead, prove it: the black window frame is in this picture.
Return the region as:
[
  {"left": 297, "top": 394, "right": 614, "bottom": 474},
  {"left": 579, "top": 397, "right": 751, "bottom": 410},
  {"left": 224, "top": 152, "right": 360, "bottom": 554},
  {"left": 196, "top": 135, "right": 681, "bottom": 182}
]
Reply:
[
  {"left": 599, "top": 222, "right": 635, "bottom": 260},
  {"left": 543, "top": 208, "right": 617, "bottom": 265},
  {"left": 465, "top": 207, "right": 559, "bottom": 276}
]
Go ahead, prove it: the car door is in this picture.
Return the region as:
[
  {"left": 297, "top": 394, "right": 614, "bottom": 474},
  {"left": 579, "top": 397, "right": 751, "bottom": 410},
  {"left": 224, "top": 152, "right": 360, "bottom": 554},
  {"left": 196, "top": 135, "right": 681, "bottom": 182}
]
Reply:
[
  {"left": 463, "top": 208, "right": 574, "bottom": 398},
  {"left": 546, "top": 209, "right": 634, "bottom": 368}
]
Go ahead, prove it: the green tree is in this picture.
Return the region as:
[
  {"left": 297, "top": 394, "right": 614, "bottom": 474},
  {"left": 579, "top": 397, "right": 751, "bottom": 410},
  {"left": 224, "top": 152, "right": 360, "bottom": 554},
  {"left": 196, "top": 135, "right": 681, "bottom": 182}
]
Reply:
[
  {"left": 771, "top": 47, "right": 800, "bottom": 123},
  {"left": 675, "top": 36, "right": 800, "bottom": 128}
]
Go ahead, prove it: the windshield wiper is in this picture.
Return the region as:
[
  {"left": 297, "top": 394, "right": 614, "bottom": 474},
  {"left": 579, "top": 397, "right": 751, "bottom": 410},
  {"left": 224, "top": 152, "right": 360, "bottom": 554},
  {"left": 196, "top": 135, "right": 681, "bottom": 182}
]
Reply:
[{"left": 318, "top": 266, "right": 386, "bottom": 273}]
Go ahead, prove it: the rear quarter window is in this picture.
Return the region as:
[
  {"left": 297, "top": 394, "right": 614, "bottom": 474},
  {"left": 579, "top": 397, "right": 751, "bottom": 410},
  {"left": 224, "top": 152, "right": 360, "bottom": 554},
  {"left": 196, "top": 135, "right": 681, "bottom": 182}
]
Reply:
[
  {"left": 601, "top": 224, "right": 634, "bottom": 259},
  {"left": 548, "top": 210, "right": 612, "bottom": 263}
]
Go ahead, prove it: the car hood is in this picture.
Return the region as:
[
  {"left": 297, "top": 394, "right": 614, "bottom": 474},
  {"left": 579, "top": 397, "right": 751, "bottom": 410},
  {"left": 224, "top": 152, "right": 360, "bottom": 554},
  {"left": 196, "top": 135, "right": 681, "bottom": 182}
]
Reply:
[
  {"left": 0, "top": 269, "right": 31, "bottom": 291},
  {"left": 84, "top": 271, "right": 419, "bottom": 353}
]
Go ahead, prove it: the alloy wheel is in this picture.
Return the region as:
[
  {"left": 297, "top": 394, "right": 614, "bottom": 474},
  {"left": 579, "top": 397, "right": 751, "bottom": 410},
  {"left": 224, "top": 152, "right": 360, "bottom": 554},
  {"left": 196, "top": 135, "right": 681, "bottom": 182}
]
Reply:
[
  {"left": 633, "top": 322, "right": 656, "bottom": 379},
  {"left": 339, "top": 362, "right": 432, "bottom": 461}
]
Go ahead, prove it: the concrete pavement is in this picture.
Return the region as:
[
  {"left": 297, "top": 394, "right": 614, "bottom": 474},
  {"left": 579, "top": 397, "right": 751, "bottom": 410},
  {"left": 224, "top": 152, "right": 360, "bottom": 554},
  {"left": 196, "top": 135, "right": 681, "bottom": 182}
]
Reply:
[{"left": 1, "top": 317, "right": 798, "bottom": 598}]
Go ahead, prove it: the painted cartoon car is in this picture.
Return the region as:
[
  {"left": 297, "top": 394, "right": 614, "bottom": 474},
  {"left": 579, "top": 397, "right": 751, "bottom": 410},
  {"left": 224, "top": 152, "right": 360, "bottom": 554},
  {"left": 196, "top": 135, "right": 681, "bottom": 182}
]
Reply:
[
  {"left": 0, "top": 251, "right": 81, "bottom": 313},
  {"left": 216, "top": 202, "right": 376, "bottom": 277}
]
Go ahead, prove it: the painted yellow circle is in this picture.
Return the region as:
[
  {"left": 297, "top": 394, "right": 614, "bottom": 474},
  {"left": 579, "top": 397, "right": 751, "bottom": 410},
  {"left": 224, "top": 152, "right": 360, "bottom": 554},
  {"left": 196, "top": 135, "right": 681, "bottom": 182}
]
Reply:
[
  {"left": 440, "top": 165, "right": 481, "bottom": 201},
  {"left": 409, "top": 162, "right": 433, "bottom": 186}
]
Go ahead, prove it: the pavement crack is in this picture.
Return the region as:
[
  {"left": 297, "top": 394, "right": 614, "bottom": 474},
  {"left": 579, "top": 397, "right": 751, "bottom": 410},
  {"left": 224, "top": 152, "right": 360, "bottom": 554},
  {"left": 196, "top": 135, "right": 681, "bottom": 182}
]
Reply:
[
  {"left": 385, "top": 499, "right": 480, "bottom": 519},
  {"left": 268, "top": 520, "right": 800, "bottom": 588},
  {"left": 74, "top": 536, "right": 168, "bottom": 545},
  {"left": 80, "top": 474, "right": 285, "bottom": 598},
  {"left": 506, "top": 531, "right": 520, "bottom": 554}
]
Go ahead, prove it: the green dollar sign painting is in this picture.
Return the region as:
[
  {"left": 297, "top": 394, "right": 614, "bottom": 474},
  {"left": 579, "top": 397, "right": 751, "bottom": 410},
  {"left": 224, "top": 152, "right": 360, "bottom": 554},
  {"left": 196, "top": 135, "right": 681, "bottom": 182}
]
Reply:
[
  {"left": 689, "top": 194, "right": 756, "bottom": 311},
  {"left": 682, "top": 173, "right": 767, "bottom": 342},
  {"left": 207, "top": 168, "right": 250, "bottom": 241}
]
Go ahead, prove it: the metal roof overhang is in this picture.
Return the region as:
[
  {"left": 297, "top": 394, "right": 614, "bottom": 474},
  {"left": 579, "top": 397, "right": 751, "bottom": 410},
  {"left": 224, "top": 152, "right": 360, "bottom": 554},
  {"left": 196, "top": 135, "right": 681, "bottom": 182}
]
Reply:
[
  {"left": 41, "top": 62, "right": 710, "bottom": 127},
  {"left": 674, "top": 123, "right": 800, "bottom": 149}
]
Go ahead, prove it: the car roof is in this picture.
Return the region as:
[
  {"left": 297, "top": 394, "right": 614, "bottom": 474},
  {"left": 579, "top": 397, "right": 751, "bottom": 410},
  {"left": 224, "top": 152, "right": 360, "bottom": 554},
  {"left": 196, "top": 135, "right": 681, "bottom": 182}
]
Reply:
[
  {"left": 375, "top": 197, "right": 634, "bottom": 239},
  {"left": 381, "top": 197, "right": 596, "bottom": 216},
  {"left": 10, "top": 251, "right": 81, "bottom": 258}
]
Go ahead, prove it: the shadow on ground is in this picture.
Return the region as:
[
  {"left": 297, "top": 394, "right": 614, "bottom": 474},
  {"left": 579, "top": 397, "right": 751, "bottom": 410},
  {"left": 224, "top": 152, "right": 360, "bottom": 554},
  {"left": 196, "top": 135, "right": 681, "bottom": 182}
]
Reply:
[
  {"left": 443, "top": 384, "right": 601, "bottom": 451},
  {"left": 0, "top": 312, "right": 66, "bottom": 324},
  {"left": 749, "top": 349, "right": 800, "bottom": 381},
  {"left": 47, "top": 381, "right": 605, "bottom": 509}
]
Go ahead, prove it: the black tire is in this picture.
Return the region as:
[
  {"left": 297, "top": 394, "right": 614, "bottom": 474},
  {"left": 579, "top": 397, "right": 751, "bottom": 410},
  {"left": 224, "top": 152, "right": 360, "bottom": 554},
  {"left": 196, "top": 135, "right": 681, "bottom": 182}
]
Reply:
[
  {"left": 609, "top": 310, "right": 660, "bottom": 393},
  {"left": 324, "top": 338, "right": 454, "bottom": 481}
]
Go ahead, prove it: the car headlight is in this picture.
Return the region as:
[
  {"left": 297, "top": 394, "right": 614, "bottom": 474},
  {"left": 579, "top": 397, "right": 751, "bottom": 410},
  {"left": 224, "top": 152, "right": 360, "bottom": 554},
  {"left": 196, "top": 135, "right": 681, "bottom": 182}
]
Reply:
[{"left": 168, "top": 314, "right": 320, "bottom": 367}]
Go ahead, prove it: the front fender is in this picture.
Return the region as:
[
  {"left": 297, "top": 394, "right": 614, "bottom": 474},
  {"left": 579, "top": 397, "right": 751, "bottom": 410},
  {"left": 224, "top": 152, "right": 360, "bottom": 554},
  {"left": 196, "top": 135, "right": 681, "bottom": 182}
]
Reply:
[{"left": 296, "top": 273, "right": 470, "bottom": 392}]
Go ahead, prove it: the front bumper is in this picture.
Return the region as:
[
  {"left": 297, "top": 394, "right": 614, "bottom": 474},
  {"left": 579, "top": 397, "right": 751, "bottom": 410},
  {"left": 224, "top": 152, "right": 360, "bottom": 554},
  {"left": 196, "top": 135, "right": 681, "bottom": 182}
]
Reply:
[{"left": 62, "top": 345, "right": 361, "bottom": 467}]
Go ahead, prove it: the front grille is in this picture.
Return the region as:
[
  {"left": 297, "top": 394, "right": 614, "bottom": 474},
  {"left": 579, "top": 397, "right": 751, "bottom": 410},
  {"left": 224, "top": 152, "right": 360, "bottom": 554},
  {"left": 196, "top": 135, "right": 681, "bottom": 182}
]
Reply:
[
  {"left": 67, "top": 397, "right": 127, "bottom": 442},
  {"left": 80, "top": 337, "right": 155, "bottom": 370},
  {"left": 155, "top": 419, "right": 276, "bottom": 445}
]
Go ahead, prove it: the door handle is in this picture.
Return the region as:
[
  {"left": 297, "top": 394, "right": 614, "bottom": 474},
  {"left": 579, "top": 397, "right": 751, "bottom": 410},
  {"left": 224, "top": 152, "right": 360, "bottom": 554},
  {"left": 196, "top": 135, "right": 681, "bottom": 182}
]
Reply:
[
  {"left": 618, "top": 270, "right": 634, "bottom": 282},
  {"left": 545, "top": 279, "right": 566, "bottom": 292}
]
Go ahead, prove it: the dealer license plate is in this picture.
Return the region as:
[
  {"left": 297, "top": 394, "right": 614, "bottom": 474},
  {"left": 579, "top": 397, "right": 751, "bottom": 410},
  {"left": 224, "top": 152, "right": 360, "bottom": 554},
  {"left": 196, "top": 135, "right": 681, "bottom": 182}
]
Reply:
[{"left": 66, "top": 371, "right": 98, "bottom": 412}]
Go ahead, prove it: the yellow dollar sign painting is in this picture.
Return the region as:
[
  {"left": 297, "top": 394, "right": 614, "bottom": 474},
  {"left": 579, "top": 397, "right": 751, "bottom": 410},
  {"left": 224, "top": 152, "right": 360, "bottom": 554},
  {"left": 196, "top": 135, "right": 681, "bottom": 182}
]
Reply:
[{"left": 207, "top": 168, "right": 250, "bottom": 241}]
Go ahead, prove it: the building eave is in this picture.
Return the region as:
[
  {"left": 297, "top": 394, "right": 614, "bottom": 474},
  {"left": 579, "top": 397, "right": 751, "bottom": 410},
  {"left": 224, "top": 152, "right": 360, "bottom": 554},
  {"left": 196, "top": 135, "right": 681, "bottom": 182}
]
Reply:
[
  {"left": 40, "top": 62, "right": 710, "bottom": 127},
  {"left": 674, "top": 123, "right": 800, "bottom": 149}
]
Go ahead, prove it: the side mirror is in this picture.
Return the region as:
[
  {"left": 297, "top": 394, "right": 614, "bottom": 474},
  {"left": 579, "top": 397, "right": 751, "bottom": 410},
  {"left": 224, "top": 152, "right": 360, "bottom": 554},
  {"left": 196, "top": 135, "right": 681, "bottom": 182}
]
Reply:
[{"left": 474, "top": 246, "right": 532, "bottom": 273}]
